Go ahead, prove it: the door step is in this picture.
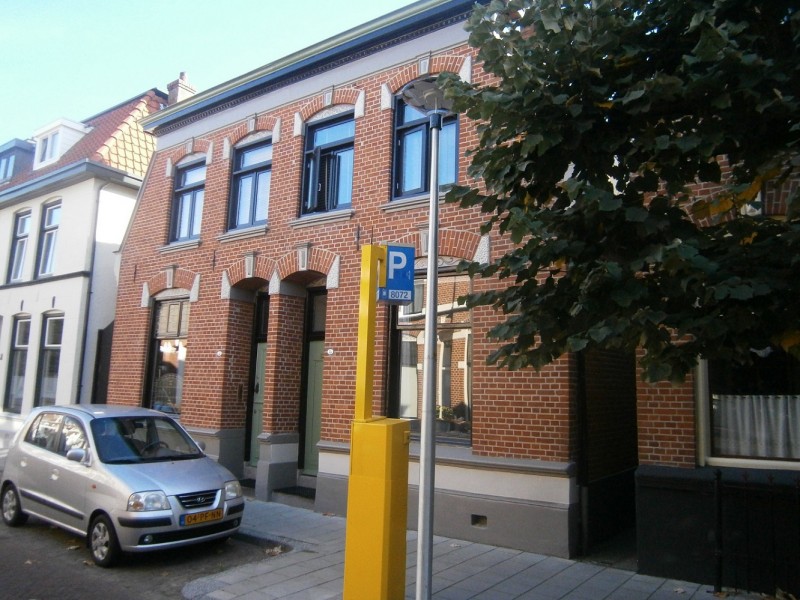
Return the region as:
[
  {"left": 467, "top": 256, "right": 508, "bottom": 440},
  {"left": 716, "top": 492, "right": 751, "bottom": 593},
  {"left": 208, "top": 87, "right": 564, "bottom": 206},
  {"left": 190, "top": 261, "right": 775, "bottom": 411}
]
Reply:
[{"left": 273, "top": 486, "right": 316, "bottom": 510}]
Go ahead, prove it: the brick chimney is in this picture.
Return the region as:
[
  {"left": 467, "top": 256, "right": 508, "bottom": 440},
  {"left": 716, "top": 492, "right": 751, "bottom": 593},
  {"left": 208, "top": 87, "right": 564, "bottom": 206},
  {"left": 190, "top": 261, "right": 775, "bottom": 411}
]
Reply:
[{"left": 167, "top": 72, "right": 196, "bottom": 105}]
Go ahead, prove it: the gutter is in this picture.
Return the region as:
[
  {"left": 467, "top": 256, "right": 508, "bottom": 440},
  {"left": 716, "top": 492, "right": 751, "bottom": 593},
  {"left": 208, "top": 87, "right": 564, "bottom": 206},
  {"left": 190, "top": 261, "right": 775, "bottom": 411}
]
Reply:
[
  {"left": 142, "top": 0, "right": 480, "bottom": 133},
  {"left": 0, "top": 161, "right": 142, "bottom": 208}
]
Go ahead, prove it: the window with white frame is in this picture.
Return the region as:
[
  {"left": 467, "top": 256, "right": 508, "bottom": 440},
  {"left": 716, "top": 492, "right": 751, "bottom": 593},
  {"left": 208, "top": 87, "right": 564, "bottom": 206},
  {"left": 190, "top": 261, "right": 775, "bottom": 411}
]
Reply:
[
  {"left": 4, "top": 317, "right": 31, "bottom": 414},
  {"left": 7, "top": 211, "right": 31, "bottom": 283},
  {"left": 36, "top": 202, "right": 61, "bottom": 277},
  {"left": 171, "top": 162, "right": 205, "bottom": 242},
  {"left": 35, "top": 314, "right": 63, "bottom": 407},
  {"left": 229, "top": 140, "right": 271, "bottom": 230},
  {"left": 37, "top": 130, "right": 60, "bottom": 164},
  {"left": 702, "top": 348, "right": 800, "bottom": 462},
  {"left": 0, "top": 154, "right": 14, "bottom": 180}
]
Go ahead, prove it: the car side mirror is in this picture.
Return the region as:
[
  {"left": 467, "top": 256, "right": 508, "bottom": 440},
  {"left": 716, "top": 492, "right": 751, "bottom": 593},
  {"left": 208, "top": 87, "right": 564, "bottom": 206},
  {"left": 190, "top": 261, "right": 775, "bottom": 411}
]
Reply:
[
  {"left": 196, "top": 440, "right": 206, "bottom": 452},
  {"left": 66, "top": 448, "right": 87, "bottom": 463}
]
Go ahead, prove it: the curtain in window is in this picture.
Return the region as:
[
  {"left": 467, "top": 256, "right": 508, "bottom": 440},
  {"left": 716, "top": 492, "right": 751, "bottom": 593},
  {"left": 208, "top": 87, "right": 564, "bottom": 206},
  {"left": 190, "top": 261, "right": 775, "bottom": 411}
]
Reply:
[{"left": 713, "top": 394, "right": 800, "bottom": 459}]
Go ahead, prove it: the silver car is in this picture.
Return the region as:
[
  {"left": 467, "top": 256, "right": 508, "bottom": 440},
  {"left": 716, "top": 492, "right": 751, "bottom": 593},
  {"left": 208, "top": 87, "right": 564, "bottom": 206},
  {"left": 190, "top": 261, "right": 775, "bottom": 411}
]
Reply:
[{"left": 1, "top": 405, "right": 244, "bottom": 567}]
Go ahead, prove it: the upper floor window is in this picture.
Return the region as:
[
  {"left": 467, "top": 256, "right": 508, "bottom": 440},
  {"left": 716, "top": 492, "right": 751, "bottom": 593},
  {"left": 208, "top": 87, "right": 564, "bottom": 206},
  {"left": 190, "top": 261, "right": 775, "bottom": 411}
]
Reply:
[
  {"left": 230, "top": 141, "right": 271, "bottom": 230},
  {"left": 171, "top": 162, "right": 205, "bottom": 242},
  {"left": 393, "top": 97, "right": 458, "bottom": 199},
  {"left": 37, "top": 131, "right": 60, "bottom": 164},
  {"left": 302, "top": 114, "right": 354, "bottom": 215},
  {"left": 37, "top": 202, "right": 61, "bottom": 277},
  {"left": 7, "top": 211, "right": 31, "bottom": 283},
  {"left": 0, "top": 154, "right": 14, "bottom": 180}
]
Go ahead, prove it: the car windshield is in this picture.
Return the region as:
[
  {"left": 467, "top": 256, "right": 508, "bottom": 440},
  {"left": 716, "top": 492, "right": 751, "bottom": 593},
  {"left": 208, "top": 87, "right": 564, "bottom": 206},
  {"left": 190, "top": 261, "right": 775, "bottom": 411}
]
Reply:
[{"left": 90, "top": 416, "right": 203, "bottom": 464}]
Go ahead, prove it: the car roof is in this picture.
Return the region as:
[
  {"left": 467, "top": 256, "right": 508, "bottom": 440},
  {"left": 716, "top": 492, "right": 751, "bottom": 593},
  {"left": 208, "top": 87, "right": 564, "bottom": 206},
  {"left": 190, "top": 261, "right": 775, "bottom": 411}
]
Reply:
[{"left": 27, "top": 404, "right": 167, "bottom": 421}]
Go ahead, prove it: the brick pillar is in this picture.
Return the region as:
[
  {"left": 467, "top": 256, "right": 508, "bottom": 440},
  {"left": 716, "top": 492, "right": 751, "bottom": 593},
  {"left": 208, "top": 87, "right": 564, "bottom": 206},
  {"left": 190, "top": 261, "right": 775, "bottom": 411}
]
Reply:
[{"left": 255, "top": 292, "right": 306, "bottom": 499}]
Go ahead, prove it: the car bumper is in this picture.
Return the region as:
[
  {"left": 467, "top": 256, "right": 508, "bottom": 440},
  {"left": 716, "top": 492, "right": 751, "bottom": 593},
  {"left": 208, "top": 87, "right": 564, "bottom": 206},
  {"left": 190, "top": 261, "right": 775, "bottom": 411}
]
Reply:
[{"left": 113, "top": 500, "right": 245, "bottom": 552}]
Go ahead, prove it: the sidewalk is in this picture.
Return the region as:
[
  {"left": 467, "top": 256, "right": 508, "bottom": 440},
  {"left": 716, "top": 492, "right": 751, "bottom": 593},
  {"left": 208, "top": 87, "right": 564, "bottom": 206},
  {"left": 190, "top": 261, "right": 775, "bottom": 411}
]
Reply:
[{"left": 182, "top": 498, "right": 761, "bottom": 600}]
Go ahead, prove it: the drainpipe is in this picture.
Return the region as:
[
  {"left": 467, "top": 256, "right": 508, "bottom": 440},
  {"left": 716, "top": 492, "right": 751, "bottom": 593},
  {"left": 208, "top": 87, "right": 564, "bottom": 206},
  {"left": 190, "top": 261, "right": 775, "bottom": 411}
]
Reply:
[{"left": 75, "top": 180, "right": 109, "bottom": 404}]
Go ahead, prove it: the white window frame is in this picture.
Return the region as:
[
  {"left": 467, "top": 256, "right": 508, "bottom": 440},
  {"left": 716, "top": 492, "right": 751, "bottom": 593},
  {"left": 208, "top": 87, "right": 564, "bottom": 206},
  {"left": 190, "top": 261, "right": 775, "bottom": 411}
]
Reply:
[
  {"left": 8, "top": 211, "right": 31, "bottom": 283},
  {"left": 696, "top": 361, "right": 800, "bottom": 471},
  {"left": 36, "top": 130, "right": 60, "bottom": 166},
  {"left": 37, "top": 202, "right": 61, "bottom": 277},
  {"left": 0, "top": 154, "right": 14, "bottom": 180}
]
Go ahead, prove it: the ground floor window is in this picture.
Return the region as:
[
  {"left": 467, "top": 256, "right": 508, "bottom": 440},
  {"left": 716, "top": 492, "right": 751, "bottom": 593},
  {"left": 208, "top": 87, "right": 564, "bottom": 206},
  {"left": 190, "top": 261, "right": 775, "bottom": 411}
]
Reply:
[
  {"left": 389, "top": 272, "right": 472, "bottom": 443},
  {"left": 708, "top": 347, "right": 800, "bottom": 460},
  {"left": 4, "top": 317, "right": 30, "bottom": 413},
  {"left": 35, "top": 314, "right": 63, "bottom": 407},
  {"left": 149, "top": 299, "right": 189, "bottom": 414}
]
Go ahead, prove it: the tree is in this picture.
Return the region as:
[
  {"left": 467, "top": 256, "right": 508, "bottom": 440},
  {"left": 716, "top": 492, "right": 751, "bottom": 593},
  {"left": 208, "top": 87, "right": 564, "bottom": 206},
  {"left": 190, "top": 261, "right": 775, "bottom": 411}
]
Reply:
[{"left": 442, "top": 0, "right": 800, "bottom": 382}]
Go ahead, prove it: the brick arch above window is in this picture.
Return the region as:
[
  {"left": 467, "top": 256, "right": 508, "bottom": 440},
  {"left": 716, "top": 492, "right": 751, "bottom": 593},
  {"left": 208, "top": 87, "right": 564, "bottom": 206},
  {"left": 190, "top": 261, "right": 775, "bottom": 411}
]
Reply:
[
  {"left": 164, "top": 138, "right": 213, "bottom": 177},
  {"left": 391, "top": 227, "right": 488, "bottom": 264},
  {"left": 382, "top": 53, "right": 472, "bottom": 109},
  {"left": 223, "top": 253, "right": 278, "bottom": 291},
  {"left": 293, "top": 87, "right": 365, "bottom": 136},
  {"left": 274, "top": 245, "right": 340, "bottom": 289},
  {"left": 228, "top": 114, "right": 281, "bottom": 150},
  {"left": 140, "top": 267, "right": 200, "bottom": 307}
]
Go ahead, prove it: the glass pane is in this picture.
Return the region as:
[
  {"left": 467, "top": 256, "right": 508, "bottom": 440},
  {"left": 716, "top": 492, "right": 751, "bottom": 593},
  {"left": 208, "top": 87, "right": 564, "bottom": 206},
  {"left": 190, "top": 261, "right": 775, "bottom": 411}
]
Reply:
[
  {"left": 38, "top": 230, "right": 57, "bottom": 275},
  {"left": 313, "top": 119, "right": 354, "bottom": 146},
  {"left": 399, "top": 334, "right": 420, "bottom": 418},
  {"left": 191, "top": 190, "right": 204, "bottom": 237},
  {"left": 180, "top": 164, "right": 206, "bottom": 186},
  {"left": 62, "top": 417, "right": 87, "bottom": 454},
  {"left": 45, "top": 205, "right": 61, "bottom": 227},
  {"left": 16, "top": 320, "right": 30, "bottom": 346},
  {"left": 37, "top": 348, "right": 60, "bottom": 406},
  {"left": 241, "top": 144, "right": 272, "bottom": 168},
  {"left": 401, "top": 129, "right": 424, "bottom": 193},
  {"left": 152, "top": 338, "right": 187, "bottom": 414},
  {"left": 45, "top": 317, "right": 63, "bottom": 346},
  {"left": 177, "top": 193, "right": 192, "bottom": 239},
  {"left": 334, "top": 148, "right": 353, "bottom": 208},
  {"left": 236, "top": 175, "right": 254, "bottom": 226},
  {"left": 10, "top": 238, "right": 27, "bottom": 281},
  {"left": 401, "top": 103, "right": 427, "bottom": 124},
  {"left": 255, "top": 170, "right": 271, "bottom": 223},
  {"left": 16, "top": 213, "right": 30, "bottom": 236},
  {"left": 438, "top": 121, "right": 457, "bottom": 186},
  {"left": 6, "top": 349, "right": 27, "bottom": 413}
]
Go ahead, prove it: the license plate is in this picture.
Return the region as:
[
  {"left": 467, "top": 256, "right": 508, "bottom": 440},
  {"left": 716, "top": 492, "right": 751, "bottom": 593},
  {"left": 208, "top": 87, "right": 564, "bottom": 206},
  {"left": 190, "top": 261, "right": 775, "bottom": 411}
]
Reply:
[{"left": 181, "top": 509, "right": 223, "bottom": 526}]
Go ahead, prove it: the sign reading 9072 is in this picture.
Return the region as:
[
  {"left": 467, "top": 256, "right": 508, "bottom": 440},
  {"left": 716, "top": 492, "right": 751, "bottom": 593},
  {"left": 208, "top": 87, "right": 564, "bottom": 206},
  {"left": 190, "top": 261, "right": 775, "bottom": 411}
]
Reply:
[{"left": 378, "top": 245, "right": 415, "bottom": 305}]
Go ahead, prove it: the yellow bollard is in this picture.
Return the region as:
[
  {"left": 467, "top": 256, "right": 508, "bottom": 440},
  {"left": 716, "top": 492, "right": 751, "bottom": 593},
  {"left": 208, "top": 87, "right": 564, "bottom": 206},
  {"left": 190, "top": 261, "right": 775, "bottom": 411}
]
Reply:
[{"left": 343, "top": 245, "right": 410, "bottom": 600}]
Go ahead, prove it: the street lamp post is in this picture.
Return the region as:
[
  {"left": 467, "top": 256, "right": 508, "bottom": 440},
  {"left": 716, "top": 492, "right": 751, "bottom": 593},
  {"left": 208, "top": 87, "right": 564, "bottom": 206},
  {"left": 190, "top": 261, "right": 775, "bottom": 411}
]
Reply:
[{"left": 400, "top": 79, "right": 452, "bottom": 600}]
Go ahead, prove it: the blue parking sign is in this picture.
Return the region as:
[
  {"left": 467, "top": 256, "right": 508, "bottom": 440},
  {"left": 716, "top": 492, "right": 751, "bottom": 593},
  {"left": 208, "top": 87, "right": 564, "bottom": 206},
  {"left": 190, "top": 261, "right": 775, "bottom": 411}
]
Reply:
[{"left": 378, "top": 245, "right": 415, "bottom": 305}]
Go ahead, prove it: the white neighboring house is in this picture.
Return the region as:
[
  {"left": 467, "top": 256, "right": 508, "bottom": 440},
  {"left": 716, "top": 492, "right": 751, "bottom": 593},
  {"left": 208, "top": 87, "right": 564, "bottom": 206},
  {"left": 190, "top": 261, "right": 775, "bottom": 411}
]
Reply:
[{"left": 0, "top": 89, "right": 167, "bottom": 439}]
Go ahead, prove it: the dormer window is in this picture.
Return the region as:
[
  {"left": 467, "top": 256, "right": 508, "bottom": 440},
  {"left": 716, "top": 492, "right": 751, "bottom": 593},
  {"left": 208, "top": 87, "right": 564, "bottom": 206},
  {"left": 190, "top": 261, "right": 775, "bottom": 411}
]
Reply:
[
  {"left": 38, "top": 131, "right": 59, "bottom": 163},
  {"left": 32, "top": 119, "right": 91, "bottom": 169},
  {"left": 0, "top": 154, "right": 14, "bottom": 180}
]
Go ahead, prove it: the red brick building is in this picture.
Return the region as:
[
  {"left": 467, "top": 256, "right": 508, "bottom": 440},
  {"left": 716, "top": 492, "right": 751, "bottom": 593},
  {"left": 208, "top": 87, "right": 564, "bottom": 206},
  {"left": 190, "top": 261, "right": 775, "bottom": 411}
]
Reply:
[{"left": 106, "top": 0, "right": 798, "bottom": 591}]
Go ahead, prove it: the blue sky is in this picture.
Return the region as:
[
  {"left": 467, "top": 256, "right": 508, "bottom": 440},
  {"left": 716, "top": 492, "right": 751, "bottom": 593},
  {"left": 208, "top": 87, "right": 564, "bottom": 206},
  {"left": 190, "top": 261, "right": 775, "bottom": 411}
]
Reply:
[{"left": 0, "top": 0, "right": 416, "bottom": 143}]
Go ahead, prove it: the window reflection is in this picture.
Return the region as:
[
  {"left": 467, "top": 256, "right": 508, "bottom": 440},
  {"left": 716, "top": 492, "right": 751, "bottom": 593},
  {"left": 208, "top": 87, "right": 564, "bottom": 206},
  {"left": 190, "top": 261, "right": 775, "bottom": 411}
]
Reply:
[{"left": 393, "top": 272, "right": 472, "bottom": 443}]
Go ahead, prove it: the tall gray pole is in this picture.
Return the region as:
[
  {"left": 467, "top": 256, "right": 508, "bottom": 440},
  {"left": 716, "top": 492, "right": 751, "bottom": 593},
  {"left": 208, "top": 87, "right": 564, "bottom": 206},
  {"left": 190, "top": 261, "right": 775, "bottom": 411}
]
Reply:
[{"left": 416, "top": 111, "right": 441, "bottom": 600}]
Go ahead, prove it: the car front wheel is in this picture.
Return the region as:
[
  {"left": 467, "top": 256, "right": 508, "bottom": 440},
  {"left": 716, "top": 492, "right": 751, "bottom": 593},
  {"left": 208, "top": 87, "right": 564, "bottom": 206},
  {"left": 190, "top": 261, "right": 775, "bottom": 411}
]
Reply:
[
  {"left": 89, "top": 514, "right": 121, "bottom": 567},
  {"left": 1, "top": 484, "right": 28, "bottom": 527}
]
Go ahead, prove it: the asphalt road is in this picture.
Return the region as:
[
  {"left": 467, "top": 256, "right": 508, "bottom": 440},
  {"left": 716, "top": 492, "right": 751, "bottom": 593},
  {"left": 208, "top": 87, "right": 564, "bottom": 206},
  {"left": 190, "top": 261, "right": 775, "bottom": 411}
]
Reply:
[{"left": 0, "top": 513, "right": 280, "bottom": 600}]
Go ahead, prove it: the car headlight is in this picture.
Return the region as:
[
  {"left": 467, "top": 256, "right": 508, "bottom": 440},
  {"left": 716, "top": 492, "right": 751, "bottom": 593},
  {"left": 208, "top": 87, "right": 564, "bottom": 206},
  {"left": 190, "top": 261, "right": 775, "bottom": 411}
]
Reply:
[
  {"left": 224, "top": 480, "right": 242, "bottom": 500},
  {"left": 128, "top": 491, "right": 170, "bottom": 512}
]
